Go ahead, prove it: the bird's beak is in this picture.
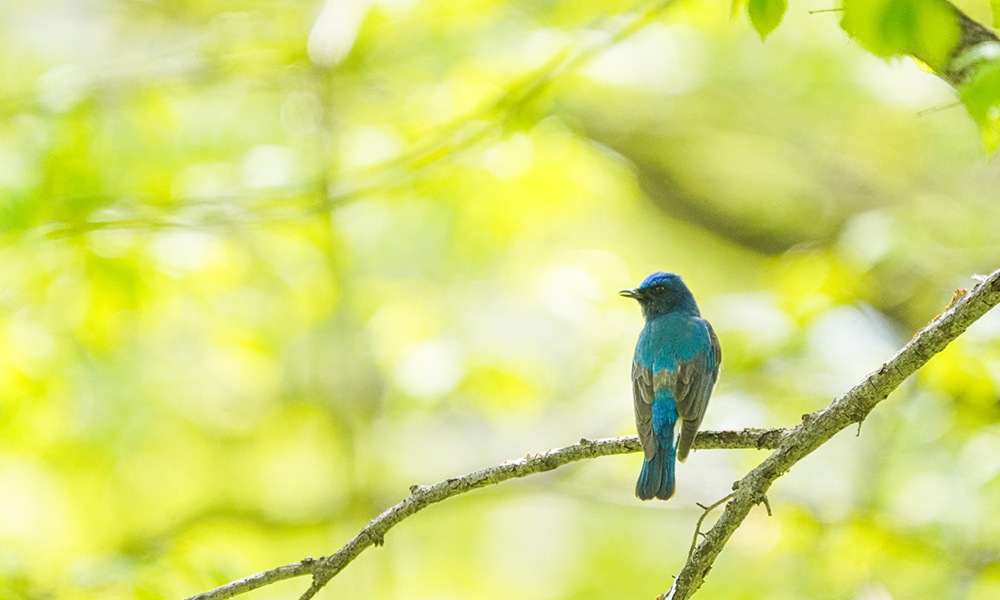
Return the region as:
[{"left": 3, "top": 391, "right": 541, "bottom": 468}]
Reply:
[{"left": 619, "top": 288, "right": 641, "bottom": 299}]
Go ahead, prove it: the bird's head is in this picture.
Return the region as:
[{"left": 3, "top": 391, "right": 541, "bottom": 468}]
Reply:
[{"left": 620, "top": 271, "right": 699, "bottom": 319}]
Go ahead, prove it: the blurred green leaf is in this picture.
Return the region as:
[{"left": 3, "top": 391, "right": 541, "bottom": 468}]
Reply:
[
  {"left": 747, "top": 0, "right": 787, "bottom": 40},
  {"left": 960, "top": 60, "right": 1000, "bottom": 152},
  {"left": 993, "top": 0, "right": 1000, "bottom": 29},
  {"left": 841, "top": 0, "right": 960, "bottom": 67},
  {"left": 731, "top": 0, "right": 749, "bottom": 21}
]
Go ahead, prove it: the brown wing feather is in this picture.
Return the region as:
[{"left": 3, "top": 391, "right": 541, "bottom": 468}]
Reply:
[
  {"left": 675, "top": 321, "right": 722, "bottom": 462},
  {"left": 631, "top": 361, "right": 657, "bottom": 462}
]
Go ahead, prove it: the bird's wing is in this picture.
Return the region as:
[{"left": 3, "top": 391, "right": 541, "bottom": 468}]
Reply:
[
  {"left": 674, "top": 320, "right": 722, "bottom": 462},
  {"left": 631, "top": 360, "right": 657, "bottom": 462}
]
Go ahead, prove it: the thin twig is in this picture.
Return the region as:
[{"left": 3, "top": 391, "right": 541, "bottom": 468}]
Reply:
[
  {"left": 688, "top": 494, "right": 733, "bottom": 559},
  {"left": 759, "top": 494, "right": 772, "bottom": 517},
  {"left": 916, "top": 101, "right": 963, "bottom": 117}
]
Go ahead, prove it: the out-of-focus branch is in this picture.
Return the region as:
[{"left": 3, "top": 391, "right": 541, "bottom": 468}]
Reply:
[
  {"left": 42, "top": 0, "right": 683, "bottom": 238},
  {"left": 315, "top": 0, "right": 682, "bottom": 211},
  {"left": 935, "top": 4, "right": 999, "bottom": 87},
  {"left": 666, "top": 267, "right": 1000, "bottom": 600},
  {"left": 181, "top": 428, "right": 784, "bottom": 600}
]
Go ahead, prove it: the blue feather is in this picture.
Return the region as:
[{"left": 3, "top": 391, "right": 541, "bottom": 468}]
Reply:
[{"left": 636, "top": 398, "right": 677, "bottom": 500}]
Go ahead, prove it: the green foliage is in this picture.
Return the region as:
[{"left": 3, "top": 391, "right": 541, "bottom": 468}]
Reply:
[
  {"left": 730, "top": 0, "right": 749, "bottom": 21},
  {"left": 840, "top": 0, "right": 961, "bottom": 67},
  {"left": 2, "top": 1, "right": 1000, "bottom": 599},
  {"left": 961, "top": 57, "right": 1000, "bottom": 152},
  {"left": 747, "top": 0, "right": 787, "bottom": 40}
]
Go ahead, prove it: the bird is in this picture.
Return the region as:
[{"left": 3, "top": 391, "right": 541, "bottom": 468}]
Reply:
[{"left": 620, "top": 272, "right": 721, "bottom": 501}]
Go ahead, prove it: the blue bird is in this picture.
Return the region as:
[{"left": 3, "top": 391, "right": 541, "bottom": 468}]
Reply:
[{"left": 620, "top": 272, "right": 721, "bottom": 501}]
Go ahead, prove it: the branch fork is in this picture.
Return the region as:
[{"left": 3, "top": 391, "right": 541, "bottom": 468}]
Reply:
[{"left": 183, "top": 267, "right": 1000, "bottom": 600}]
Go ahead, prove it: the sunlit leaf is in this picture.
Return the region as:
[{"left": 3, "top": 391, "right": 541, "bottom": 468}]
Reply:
[
  {"left": 731, "top": 0, "right": 749, "bottom": 21},
  {"left": 961, "top": 60, "right": 1000, "bottom": 152},
  {"left": 747, "top": 0, "right": 788, "bottom": 40},
  {"left": 841, "top": 0, "right": 960, "bottom": 67}
]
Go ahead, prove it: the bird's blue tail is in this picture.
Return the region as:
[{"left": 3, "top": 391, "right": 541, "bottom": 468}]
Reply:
[{"left": 636, "top": 428, "right": 676, "bottom": 500}]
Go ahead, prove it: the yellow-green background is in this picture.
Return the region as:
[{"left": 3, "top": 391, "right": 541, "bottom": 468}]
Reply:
[{"left": 2, "top": 0, "right": 1000, "bottom": 598}]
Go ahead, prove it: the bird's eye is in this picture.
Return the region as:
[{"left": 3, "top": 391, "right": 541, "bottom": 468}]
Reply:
[{"left": 655, "top": 285, "right": 666, "bottom": 294}]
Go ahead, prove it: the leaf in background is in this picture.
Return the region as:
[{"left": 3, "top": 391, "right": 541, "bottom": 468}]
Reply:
[
  {"left": 841, "top": 0, "right": 960, "bottom": 68},
  {"left": 960, "top": 60, "right": 1000, "bottom": 153},
  {"left": 731, "top": 0, "right": 749, "bottom": 22},
  {"left": 993, "top": 0, "right": 1000, "bottom": 29},
  {"left": 747, "top": 0, "right": 788, "bottom": 40}
]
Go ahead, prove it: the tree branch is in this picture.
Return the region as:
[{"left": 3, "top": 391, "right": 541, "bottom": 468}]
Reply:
[
  {"left": 181, "top": 428, "right": 783, "bottom": 600},
  {"left": 184, "top": 268, "right": 1000, "bottom": 600},
  {"left": 936, "top": 4, "right": 1000, "bottom": 87},
  {"left": 666, "top": 267, "right": 1000, "bottom": 600}
]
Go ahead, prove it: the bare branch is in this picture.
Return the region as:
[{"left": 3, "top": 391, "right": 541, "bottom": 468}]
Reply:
[
  {"left": 181, "top": 562, "right": 316, "bottom": 600},
  {"left": 181, "top": 428, "right": 782, "bottom": 600},
  {"left": 667, "top": 267, "right": 1000, "bottom": 600}
]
